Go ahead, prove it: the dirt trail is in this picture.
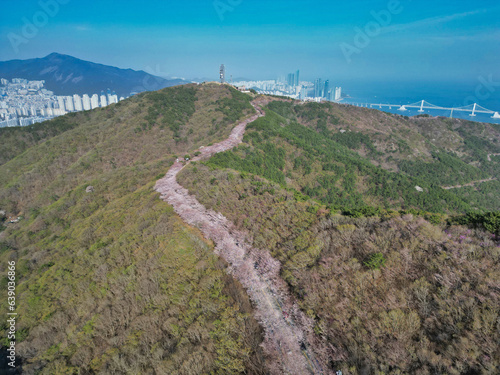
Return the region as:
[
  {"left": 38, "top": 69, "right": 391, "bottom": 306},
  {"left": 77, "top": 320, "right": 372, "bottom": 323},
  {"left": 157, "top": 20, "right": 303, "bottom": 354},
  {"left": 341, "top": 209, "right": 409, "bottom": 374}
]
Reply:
[
  {"left": 442, "top": 177, "right": 497, "bottom": 190},
  {"left": 441, "top": 154, "right": 499, "bottom": 189},
  {"left": 155, "top": 103, "right": 328, "bottom": 374}
]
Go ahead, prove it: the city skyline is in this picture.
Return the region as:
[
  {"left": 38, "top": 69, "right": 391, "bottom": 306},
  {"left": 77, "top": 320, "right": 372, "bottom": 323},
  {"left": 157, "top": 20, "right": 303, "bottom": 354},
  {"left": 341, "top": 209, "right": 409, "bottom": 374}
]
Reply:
[
  {"left": 0, "top": 71, "right": 345, "bottom": 128},
  {"left": 1, "top": 1, "right": 499, "bottom": 84}
]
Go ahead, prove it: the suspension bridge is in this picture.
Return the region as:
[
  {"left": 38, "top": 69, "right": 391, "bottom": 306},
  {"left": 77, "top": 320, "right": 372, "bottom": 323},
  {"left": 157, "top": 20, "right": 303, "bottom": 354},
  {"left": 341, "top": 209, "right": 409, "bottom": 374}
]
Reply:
[{"left": 351, "top": 100, "right": 500, "bottom": 119}]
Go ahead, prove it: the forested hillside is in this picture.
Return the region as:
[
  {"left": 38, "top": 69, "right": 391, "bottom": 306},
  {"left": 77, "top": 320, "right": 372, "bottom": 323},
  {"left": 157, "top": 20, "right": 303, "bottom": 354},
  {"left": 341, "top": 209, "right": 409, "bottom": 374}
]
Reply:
[
  {"left": 0, "top": 84, "right": 266, "bottom": 374},
  {"left": 1, "top": 86, "right": 499, "bottom": 375},
  {"left": 178, "top": 161, "right": 500, "bottom": 375},
  {"left": 205, "top": 101, "right": 500, "bottom": 213},
  {"left": 176, "top": 98, "right": 500, "bottom": 374}
]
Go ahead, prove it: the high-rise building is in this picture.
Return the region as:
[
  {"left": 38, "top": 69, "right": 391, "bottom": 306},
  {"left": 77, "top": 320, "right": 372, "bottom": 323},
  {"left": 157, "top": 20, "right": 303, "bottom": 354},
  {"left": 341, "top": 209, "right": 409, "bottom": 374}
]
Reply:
[
  {"left": 19, "top": 118, "right": 33, "bottom": 127},
  {"left": 73, "top": 95, "right": 83, "bottom": 111},
  {"left": 335, "top": 87, "right": 342, "bottom": 101},
  {"left": 100, "top": 95, "right": 108, "bottom": 107},
  {"left": 65, "top": 96, "right": 75, "bottom": 111},
  {"left": 323, "top": 80, "right": 330, "bottom": 99},
  {"left": 57, "top": 96, "right": 66, "bottom": 111},
  {"left": 314, "top": 79, "right": 322, "bottom": 97},
  {"left": 53, "top": 108, "right": 66, "bottom": 116},
  {"left": 82, "top": 94, "right": 91, "bottom": 110},
  {"left": 295, "top": 70, "right": 300, "bottom": 87},
  {"left": 287, "top": 73, "right": 295, "bottom": 87},
  {"left": 108, "top": 94, "right": 118, "bottom": 105},
  {"left": 300, "top": 87, "right": 308, "bottom": 100},
  {"left": 0, "top": 78, "right": 8, "bottom": 86},
  {"left": 91, "top": 94, "right": 99, "bottom": 109}
]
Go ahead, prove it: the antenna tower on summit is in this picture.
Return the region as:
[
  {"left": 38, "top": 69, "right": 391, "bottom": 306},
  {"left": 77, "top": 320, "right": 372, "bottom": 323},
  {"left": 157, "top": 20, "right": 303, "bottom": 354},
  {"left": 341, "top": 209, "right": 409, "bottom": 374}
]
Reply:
[{"left": 220, "top": 64, "right": 225, "bottom": 83}]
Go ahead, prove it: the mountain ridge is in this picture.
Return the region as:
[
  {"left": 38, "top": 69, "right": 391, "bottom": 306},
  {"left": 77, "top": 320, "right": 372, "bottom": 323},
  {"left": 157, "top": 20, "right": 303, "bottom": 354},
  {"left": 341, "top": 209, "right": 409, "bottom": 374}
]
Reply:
[{"left": 0, "top": 53, "right": 186, "bottom": 97}]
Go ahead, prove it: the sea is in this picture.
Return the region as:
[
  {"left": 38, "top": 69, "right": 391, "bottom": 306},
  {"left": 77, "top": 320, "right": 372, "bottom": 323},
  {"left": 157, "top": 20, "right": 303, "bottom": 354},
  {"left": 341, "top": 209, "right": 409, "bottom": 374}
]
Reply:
[{"left": 339, "top": 80, "right": 500, "bottom": 125}]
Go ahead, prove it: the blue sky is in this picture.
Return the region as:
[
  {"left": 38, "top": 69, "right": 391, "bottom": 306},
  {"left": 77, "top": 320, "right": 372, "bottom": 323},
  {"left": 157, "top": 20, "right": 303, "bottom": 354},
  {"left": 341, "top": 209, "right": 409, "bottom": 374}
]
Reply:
[{"left": 0, "top": 0, "right": 499, "bottom": 84}]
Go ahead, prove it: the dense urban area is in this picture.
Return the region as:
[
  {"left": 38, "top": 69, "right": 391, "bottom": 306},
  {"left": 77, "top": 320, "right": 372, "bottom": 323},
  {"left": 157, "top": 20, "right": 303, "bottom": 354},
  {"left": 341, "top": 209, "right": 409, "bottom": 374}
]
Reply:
[
  {"left": 0, "top": 78, "right": 123, "bottom": 128},
  {"left": 0, "top": 69, "right": 344, "bottom": 128},
  {"left": 233, "top": 69, "right": 343, "bottom": 101}
]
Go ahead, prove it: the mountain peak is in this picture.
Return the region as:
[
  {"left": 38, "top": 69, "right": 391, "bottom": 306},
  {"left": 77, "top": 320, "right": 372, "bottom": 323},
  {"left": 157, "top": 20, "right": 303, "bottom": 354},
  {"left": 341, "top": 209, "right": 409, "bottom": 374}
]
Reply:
[
  {"left": 0, "top": 54, "right": 186, "bottom": 96},
  {"left": 44, "top": 52, "right": 75, "bottom": 61},
  {"left": 45, "top": 52, "right": 65, "bottom": 58}
]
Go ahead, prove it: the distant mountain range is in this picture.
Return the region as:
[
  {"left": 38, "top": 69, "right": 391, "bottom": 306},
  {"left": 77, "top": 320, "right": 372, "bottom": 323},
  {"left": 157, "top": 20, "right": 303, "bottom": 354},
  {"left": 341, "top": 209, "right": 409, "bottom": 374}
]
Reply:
[{"left": 0, "top": 53, "right": 187, "bottom": 97}]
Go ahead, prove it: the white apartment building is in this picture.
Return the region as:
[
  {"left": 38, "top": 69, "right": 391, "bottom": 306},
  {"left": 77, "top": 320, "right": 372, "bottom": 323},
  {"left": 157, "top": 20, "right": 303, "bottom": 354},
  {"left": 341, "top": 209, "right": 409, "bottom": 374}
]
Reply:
[
  {"left": 91, "top": 94, "right": 99, "bottom": 109},
  {"left": 65, "top": 96, "right": 75, "bottom": 111},
  {"left": 100, "top": 95, "right": 108, "bottom": 107},
  {"left": 73, "top": 95, "right": 83, "bottom": 111},
  {"left": 82, "top": 94, "right": 91, "bottom": 110}
]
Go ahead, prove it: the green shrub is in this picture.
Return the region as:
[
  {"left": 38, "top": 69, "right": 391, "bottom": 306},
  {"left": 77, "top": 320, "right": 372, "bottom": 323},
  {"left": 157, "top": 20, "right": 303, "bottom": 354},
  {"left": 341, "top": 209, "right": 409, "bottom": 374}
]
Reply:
[{"left": 364, "top": 253, "right": 386, "bottom": 270}]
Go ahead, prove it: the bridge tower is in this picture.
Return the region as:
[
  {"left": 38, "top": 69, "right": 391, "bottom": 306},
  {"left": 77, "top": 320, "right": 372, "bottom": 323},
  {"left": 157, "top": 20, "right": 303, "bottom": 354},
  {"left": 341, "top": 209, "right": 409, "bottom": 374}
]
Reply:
[
  {"left": 470, "top": 103, "right": 477, "bottom": 117},
  {"left": 418, "top": 100, "right": 425, "bottom": 112}
]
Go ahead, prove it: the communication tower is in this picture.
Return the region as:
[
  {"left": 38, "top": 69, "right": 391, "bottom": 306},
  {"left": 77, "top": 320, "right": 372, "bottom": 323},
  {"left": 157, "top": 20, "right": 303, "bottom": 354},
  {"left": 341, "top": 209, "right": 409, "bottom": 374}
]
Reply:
[{"left": 220, "top": 64, "right": 225, "bottom": 84}]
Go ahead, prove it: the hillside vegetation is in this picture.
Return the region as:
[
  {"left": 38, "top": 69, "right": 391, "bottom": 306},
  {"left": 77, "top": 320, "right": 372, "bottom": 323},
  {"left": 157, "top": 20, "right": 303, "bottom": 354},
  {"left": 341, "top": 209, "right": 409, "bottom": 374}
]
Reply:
[
  {"left": 178, "top": 162, "right": 500, "bottom": 375},
  {"left": 204, "top": 109, "right": 465, "bottom": 213},
  {"left": 0, "top": 115, "right": 84, "bottom": 166},
  {"left": 0, "top": 83, "right": 266, "bottom": 374},
  {"left": 176, "top": 98, "right": 500, "bottom": 374},
  {"left": 1, "top": 86, "right": 499, "bottom": 375},
  {"left": 200, "top": 101, "right": 500, "bottom": 213},
  {"left": 267, "top": 101, "right": 500, "bottom": 211},
  {"left": 0, "top": 84, "right": 254, "bottom": 215}
]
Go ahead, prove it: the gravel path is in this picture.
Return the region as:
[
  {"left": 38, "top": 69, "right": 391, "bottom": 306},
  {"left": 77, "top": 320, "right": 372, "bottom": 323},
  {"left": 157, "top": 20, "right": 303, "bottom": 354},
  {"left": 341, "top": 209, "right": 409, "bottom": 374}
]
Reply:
[{"left": 155, "top": 102, "right": 327, "bottom": 374}]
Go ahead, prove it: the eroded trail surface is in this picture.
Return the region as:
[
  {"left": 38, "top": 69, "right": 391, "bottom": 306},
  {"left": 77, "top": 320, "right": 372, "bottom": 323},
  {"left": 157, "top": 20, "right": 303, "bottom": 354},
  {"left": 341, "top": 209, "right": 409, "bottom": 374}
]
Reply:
[{"left": 155, "top": 103, "right": 327, "bottom": 374}]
